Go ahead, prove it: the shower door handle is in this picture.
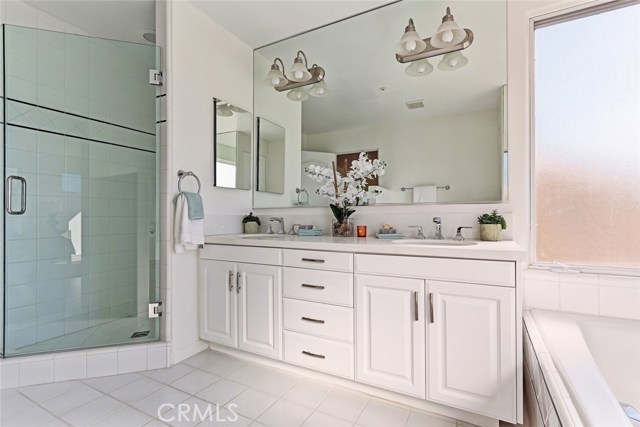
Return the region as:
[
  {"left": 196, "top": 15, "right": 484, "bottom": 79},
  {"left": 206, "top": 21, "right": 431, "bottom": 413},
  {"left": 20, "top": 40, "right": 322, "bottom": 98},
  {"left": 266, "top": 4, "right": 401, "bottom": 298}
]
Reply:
[{"left": 5, "top": 176, "right": 27, "bottom": 215}]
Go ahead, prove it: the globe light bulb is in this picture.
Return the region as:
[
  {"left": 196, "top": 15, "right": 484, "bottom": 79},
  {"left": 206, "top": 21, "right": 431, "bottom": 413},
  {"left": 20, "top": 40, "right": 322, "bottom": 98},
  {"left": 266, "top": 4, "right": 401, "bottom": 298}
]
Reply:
[
  {"left": 405, "top": 39, "right": 417, "bottom": 52},
  {"left": 448, "top": 57, "right": 458, "bottom": 67},
  {"left": 316, "top": 88, "right": 324, "bottom": 95},
  {"left": 271, "top": 77, "right": 280, "bottom": 86},
  {"left": 417, "top": 64, "right": 426, "bottom": 74},
  {"left": 441, "top": 30, "right": 454, "bottom": 44},
  {"left": 294, "top": 70, "right": 304, "bottom": 80}
]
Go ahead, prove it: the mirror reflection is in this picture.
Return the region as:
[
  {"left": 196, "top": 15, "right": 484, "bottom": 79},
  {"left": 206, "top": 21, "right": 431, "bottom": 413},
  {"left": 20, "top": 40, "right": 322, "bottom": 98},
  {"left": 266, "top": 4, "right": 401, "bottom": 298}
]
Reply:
[
  {"left": 253, "top": 0, "right": 507, "bottom": 208},
  {"left": 256, "top": 117, "right": 286, "bottom": 194},
  {"left": 214, "top": 98, "right": 251, "bottom": 190}
]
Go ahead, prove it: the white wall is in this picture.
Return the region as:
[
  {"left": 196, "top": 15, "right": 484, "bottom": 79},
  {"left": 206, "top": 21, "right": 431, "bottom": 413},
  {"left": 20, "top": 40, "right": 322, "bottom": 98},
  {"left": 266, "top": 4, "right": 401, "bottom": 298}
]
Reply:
[
  {"left": 166, "top": 0, "right": 253, "bottom": 362},
  {"left": 303, "top": 109, "right": 502, "bottom": 204}
]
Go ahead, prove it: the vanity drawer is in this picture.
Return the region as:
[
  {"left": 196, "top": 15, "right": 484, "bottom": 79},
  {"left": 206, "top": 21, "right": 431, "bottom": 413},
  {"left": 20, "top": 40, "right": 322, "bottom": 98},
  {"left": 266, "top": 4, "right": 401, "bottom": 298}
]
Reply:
[
  {"left": 283, "top": 298, "right": 353, "bottom": 343},
  {"left": 355, "top": 254, "right": 515, "bottom": 287},
  {"left": 201, "top": 244, "right": 282, "bottom": 265},
  {"left": 284, "top": 331, "right": 354, "bottom": 379},
  {"left": 283, "top": 249, "right": 353, "bottom": 272},
  {"left": 283, "top": 267, "right": 353, "bottom": 307}
]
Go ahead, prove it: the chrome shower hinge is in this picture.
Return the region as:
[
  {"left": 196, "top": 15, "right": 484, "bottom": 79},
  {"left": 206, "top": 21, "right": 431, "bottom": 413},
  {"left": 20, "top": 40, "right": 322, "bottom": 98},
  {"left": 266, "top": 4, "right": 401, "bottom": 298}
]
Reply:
[
  {"left": 149, "top": 70, "right": 163, "bottom": 86},
  {"left": 149, "top": 302, "right": 163, "bottom": 318}
]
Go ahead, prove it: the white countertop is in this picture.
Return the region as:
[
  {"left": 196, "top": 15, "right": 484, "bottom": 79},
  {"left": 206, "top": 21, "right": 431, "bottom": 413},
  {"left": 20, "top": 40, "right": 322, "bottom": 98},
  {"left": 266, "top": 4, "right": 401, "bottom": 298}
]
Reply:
[{"left": 204, "top": 234, "right": 526, "bottom": 261}]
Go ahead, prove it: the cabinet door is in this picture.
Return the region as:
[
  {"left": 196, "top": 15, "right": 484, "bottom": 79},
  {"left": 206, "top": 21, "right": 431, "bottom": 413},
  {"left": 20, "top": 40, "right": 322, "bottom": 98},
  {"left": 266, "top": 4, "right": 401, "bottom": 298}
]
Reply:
[
  {"left": 427, "top": 281, "right": 516, "bottom": 421},
  {"left": 237, "top": 263, "right": 282, "bottom": 359},
  {"left": 200, "top": 260, "right": 237, "bottom": 347},
  {"left": 355, "top": 274, "right": 425, "bottom": 398}
]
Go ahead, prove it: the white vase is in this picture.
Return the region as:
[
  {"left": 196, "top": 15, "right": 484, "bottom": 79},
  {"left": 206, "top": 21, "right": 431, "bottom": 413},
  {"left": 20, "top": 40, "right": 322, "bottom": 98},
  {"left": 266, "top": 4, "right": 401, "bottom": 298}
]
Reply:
[{"left": 480, "top": 224, "right": 502, "bottom": 241}]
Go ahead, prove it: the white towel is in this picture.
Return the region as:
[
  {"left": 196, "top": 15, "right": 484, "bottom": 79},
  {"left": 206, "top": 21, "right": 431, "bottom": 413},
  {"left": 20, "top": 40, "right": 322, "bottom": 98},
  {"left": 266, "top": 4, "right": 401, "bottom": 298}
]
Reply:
[
  {"left": 412, "top": 185, "right": 437, "bottom": 203},
  {"left": 174, "top": 193, "right": 204, "bottom": 253}
]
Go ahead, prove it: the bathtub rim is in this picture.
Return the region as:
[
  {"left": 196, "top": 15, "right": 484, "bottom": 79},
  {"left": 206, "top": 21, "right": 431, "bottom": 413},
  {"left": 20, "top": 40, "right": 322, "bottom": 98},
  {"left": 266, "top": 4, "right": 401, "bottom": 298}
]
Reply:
[{"left": 523, "top": 309, "right": 584, "bottom": 427}]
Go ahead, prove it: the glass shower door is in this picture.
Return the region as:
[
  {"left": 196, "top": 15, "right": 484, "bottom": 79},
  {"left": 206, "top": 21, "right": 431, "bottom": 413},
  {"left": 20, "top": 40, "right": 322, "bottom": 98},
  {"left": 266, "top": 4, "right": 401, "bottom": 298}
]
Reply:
[{"left": 3, "top": 25, "right": 161, "bottom": 356}]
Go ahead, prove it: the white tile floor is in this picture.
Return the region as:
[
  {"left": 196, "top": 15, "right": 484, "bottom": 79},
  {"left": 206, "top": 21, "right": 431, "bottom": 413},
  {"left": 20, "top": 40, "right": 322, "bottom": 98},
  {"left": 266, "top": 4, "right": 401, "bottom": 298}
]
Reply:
[{"left": 0, "top": 349, "right": 476, "bottom": 427}]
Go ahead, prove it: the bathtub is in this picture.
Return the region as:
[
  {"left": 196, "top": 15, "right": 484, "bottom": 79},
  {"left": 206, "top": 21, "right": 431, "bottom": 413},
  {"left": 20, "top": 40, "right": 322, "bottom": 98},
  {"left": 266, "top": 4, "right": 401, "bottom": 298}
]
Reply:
[{"left": 523, "top": 309, "right": 640, "bottom": 427}]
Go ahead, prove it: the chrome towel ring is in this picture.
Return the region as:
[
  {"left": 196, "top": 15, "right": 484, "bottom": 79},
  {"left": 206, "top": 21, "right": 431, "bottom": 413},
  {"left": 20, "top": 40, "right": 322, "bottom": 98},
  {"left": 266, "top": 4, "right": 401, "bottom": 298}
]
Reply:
[{"left": 177, "top": 170, "right": 201, "bottom": 194}]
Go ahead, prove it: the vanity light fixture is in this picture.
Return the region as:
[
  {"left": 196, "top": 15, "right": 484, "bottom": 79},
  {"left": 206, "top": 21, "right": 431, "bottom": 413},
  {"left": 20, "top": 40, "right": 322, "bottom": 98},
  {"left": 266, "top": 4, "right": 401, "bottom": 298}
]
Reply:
[
  {"left": 266, "top": 50, "right": 328, "bottom": 100},
  {"left": 216, "top": 104, "right": 233, "bottom": 117},
  {"left": 395, "top": 7, "right": 473, "bottom": 76},
  {"left": 437, "top": 51, "right": 468, "bottom": 71},
  {"left": 216, "top": 101, "right": 246, "bottom": 117},
  {"left": 309, "top": 80, "right": 330, "bottom": 97}
]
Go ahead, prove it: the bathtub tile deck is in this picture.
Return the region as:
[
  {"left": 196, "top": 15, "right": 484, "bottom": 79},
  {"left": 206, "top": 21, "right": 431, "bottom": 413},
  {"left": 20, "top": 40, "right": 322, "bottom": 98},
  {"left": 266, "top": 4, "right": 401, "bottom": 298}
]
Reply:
[{"left": 0, "top": 349, "right": 481, "bottom": 427}]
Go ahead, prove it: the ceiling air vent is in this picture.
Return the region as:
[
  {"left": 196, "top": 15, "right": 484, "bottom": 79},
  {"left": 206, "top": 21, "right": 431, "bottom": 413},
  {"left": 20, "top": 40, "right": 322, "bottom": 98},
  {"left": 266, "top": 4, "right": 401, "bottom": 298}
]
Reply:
[{"left": 405, "top": 99, "right": 424, "bottom": 110}]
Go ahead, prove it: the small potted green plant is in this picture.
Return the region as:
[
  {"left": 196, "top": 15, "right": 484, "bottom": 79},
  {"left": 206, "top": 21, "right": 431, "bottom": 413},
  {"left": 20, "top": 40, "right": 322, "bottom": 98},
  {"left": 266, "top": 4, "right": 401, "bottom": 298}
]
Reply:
[
  {"left": 477, "top": 209, "right": 507, "bottom": 241},
  {"left": 242, "top": 212, "right": 261, "bottom": 234}
]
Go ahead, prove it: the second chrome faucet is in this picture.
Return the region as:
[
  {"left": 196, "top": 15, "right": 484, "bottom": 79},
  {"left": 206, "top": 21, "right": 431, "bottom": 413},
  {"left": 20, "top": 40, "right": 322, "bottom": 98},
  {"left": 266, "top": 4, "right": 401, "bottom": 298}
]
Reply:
[{"left": 433, "top": 217, "right": 444, "bottom": 240}]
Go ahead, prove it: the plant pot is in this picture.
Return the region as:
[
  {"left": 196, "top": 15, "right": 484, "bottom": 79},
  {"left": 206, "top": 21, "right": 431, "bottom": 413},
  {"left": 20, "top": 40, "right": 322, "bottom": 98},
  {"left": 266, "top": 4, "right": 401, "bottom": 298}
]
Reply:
[
  {"left": 243, "top": 222, "right": 259, "bottom": 234},
  {"left": 332, "top": 219, "right": 354, "bottom": 237},
  {"left": 480, "top": 224, "right": 502, "bottom": 241}
]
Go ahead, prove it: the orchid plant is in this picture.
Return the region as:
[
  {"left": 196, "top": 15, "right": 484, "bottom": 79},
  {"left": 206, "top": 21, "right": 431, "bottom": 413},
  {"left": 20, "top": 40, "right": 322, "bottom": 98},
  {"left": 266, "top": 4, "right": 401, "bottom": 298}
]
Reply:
[{"left": 305, "top": 152, "right": 386, "bottom": 223}]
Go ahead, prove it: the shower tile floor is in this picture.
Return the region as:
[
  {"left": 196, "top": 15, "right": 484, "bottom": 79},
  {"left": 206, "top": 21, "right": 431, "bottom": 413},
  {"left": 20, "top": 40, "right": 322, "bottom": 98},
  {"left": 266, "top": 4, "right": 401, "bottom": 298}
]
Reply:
[
  {"left": 0, "top": 349, "right": 480, "bottom": 427},
  {"left": 14, "top": 317, "right": 158, "bottom": 355}
]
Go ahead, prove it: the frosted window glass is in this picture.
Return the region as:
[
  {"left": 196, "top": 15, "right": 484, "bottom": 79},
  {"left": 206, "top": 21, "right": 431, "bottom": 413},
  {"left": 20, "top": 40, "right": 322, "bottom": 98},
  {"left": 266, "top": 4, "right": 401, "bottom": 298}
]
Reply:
[{"left": 534, "top": 4, "right": 640, "bottom": 268}]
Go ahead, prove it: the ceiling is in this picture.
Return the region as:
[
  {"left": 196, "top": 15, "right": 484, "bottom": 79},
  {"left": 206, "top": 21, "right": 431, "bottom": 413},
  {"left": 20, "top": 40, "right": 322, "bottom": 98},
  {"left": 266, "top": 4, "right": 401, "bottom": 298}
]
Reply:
[
  {"left": 190, "top": 0, "right": 394, "bottom": 48},
  {"left": 23, "top": 0, "right": 156, "bottom": 44}
]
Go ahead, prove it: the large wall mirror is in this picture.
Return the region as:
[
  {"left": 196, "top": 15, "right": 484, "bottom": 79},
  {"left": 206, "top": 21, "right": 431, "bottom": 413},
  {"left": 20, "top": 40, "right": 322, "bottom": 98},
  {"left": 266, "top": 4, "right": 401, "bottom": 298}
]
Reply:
[
  {"left": 214, "top": 98, "right": 252, "bottom": 190},
  {"left": 256, "top": 117, "right": 286, "bottom": 194},
  {"left": 253, "top": 0, "right": 507, "bottom": 208}
]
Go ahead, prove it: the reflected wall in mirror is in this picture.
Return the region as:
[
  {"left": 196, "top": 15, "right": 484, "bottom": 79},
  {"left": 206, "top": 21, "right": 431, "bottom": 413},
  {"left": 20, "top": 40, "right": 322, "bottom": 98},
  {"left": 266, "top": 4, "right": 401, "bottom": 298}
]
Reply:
[
  {"left": 253, "top": 0, "right": 507, "bottom": 208},
  {"left": 256, "top": 117, "right": 286, "bottom": 194},
  {"left": 214, "top": 98, "right": 252, "bottom": 190}
]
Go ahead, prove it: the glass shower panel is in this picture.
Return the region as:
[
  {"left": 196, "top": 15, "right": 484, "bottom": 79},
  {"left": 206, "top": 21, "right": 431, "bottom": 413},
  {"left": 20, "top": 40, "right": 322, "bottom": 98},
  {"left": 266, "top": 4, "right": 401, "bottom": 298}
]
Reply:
[{"left": 3, "top": 25, "right": 160, "bottom": 356}]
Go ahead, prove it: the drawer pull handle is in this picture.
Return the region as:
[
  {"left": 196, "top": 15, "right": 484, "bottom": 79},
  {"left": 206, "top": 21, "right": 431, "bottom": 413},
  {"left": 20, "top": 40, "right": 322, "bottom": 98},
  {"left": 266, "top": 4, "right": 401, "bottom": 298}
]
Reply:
[
  {"left": 301, "top": 283, "right": 325, "bottom": 290},
  {"left": 301, "top": 258, "right": 325, "bottom": 264},
  {"left": 302, "top": 350, "right": 326, "bottom": 359},
  {"left": 414, "top": 291, "right": 419, "bottom": 322},
  {"left": 429, "top": 293, "right": 434, "bottom": 324},
  {"left": 301, "top": 316, "right": 325, "bottom": 324}
]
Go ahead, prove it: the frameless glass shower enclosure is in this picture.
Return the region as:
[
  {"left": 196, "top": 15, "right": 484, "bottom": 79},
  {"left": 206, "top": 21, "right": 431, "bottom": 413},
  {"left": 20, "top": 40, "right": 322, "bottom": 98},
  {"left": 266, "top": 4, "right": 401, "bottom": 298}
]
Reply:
[{"left": 2, "top": 25, "right": 161, "bottom": 356}]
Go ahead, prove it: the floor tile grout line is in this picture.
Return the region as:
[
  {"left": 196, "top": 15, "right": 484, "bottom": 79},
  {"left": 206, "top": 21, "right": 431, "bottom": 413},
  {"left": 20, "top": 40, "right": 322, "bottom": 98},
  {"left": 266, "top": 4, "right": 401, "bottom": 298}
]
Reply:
[{"left": 14, "top": 387, "right": 78, "bottom": 426}]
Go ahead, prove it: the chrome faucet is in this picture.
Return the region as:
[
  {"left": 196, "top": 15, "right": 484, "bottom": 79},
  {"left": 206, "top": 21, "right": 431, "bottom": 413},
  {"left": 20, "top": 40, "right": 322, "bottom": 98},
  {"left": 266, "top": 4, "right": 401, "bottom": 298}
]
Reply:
[
  {"left": 269, "top": 217, "right": 285, "bottom": 234},
  {"left": 454, "top": 226, "right": 473, "bottom": 241},
  {"left": 433, "top": 217, "right": 444, "bottom": 240},
  {"left": 408, "top": 225, "right": 426, "bottom": 239}
]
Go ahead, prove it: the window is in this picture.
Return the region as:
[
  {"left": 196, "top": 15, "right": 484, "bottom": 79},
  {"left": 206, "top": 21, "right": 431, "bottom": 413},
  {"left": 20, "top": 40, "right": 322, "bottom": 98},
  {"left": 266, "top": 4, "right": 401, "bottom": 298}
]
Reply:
[{"left": 533, "top": 1, "right": 640, "bottom": 270}]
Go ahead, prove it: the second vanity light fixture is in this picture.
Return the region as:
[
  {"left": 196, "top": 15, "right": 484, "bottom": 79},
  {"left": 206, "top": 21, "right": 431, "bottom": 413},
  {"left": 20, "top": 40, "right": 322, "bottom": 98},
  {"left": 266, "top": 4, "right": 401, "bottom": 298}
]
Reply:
[
  {"left": 265, "top": 50, "right": 329, "bottom": 102},
  {"left": 395, "top": 7, "right": 473, "bottom": 77}
]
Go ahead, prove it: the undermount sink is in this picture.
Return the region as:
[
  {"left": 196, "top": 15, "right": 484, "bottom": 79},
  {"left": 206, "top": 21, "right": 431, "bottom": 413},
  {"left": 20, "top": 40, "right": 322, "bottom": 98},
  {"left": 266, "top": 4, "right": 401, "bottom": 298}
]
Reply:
[
  {"left": 392, "top": 239, "right": 478, "bottom": 246},
  {"left": 240, "top": 234, "right": 294, "bottom": 240}
]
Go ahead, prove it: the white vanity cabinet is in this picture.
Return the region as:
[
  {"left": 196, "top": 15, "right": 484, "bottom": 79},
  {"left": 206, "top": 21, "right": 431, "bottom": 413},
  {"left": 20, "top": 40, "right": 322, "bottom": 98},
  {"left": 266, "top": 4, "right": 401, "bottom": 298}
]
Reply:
[
  {"left": 354, "top": 254, "right": 517, "bottom": 421},
  {"left": 200, "top": 239, "right": 523, "bottom": 425},
  {"left": 427, "top": 280, "right": 516, "bottom": 420},
  {"left": 200, "top": 246, "right": 282, "bottom": 359},
  {"left": 355, "top": 274, "right": 426, "bottom": 398},
  {"left": 282, "top": 249, "right": 355, "bottom": 379}
]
